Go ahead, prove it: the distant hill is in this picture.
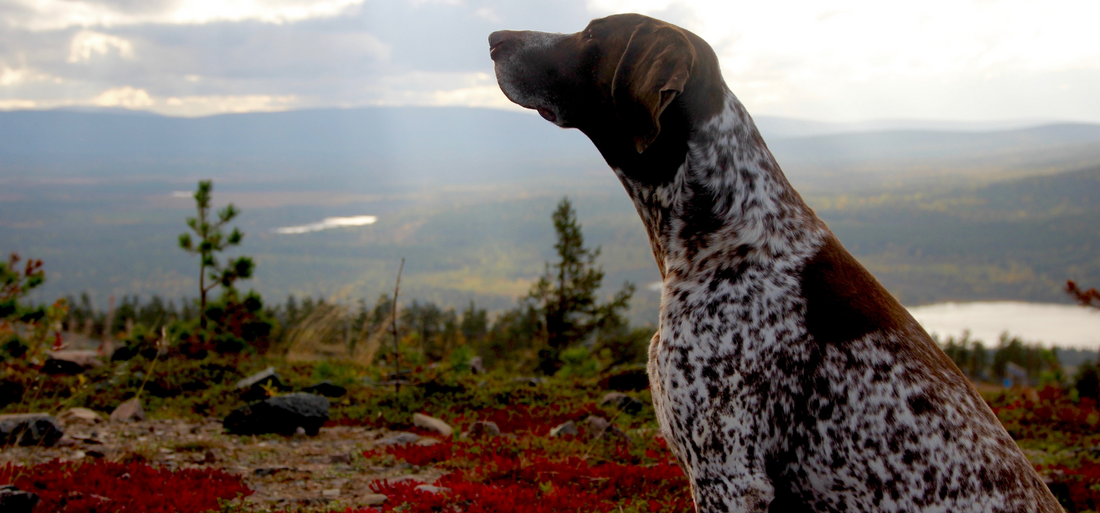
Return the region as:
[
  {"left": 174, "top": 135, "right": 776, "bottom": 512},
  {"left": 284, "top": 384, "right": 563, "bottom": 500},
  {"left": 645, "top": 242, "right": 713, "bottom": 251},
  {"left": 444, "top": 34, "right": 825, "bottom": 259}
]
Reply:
[
  {"left": 4, "top": 108, "right": 1100, "bottom": 193},
  {"left": 2, "top": 107, "right": 1100, "bottom": 325}
]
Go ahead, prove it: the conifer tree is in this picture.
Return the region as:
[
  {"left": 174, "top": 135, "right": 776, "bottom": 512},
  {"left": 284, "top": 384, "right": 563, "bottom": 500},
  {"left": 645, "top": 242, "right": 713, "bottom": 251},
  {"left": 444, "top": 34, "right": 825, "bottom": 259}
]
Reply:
[
  {"left": 178, "top": 180, "right": 254, "bottom": 330},
  {"left": 527, "top": 197, "right": 634, "bottom": 374}
]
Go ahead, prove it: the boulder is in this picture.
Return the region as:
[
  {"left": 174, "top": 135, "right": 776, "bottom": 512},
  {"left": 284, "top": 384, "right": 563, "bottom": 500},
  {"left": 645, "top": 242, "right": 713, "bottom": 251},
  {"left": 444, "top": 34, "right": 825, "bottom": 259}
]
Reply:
[
  {"left": 302, "top": 381, "right": 347, "bottom": 397},
  {"left": 58, "top": 407, "right": 104, "bottom": 425},
  {"left": 465, "top": 421, "right": 501, "bottom": 440},
  {"left": 42, "top": 350, "right": 103, "bottom": 375},
  {"left": 579, "top": 416, "right": 630, "bottom": 444},
  {"left": 0, "top": 413, "right": 64, "bottom": 447},
  {"left": 599, "top": 392, "right": 645, "bottom": 414},
  {"left": 224, "top": 393, "right": 329, "bottom": 436},
  {"left": 412, "top": 413, "right": 453, "bottom": 437},
  {"left": 549, "top": 420, "right": 578, "bottom": 437},
  {"left": 467, "top": 356, "right": 486, "bottom": 375},
  {"left": 110, "top": 398, "right": 146, "bottom": 423},
  {"left": 0, "top": 485, "right": 39, "bottom": 513},
  {"left": 236, "top": 367, "right": 286, "bottom": 402}
]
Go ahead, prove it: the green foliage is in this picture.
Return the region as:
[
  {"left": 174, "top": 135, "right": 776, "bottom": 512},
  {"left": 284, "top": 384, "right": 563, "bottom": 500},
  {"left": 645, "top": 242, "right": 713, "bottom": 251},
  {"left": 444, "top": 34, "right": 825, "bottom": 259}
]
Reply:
[
  {"left": 555, "top": 346, "right": 601, "bottom": 378},
  {"left": 940, "top": 331, "right": 989, "bottom": 379},
  {"left": 448, "top": 344, "right": 475, "bottom": 373},
  {"left": 523, "top": 197, "right": 635, "bottom": 374},
  {"left": 1, "top": 253, "right": 67, "bottom": 361},
  {"left": 178, "top": 180, "right": 254, "bottom": 331},
  {"left": 991, "top": 333, "right": 1060, "bottom": 384}
]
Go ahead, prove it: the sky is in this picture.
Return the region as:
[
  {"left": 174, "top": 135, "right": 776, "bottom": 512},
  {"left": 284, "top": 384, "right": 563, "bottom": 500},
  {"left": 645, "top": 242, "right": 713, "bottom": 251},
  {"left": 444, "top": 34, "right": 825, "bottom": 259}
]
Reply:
[{"left": 2, "top": 0, "right": 1099, "bottom": 122}]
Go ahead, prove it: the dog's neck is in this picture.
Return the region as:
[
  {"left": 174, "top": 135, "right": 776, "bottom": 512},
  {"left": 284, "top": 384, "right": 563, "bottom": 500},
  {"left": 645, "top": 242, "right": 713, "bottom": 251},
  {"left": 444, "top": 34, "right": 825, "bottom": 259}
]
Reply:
[{"left": 609, "top": 89, "right": 823, "bottom": 279}]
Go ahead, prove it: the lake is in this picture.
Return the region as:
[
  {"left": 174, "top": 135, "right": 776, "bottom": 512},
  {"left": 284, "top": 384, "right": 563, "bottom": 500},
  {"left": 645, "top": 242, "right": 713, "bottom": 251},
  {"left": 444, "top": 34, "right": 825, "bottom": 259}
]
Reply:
[{"left": 907, "top": 301, "right": 1100, "bottom": 350}]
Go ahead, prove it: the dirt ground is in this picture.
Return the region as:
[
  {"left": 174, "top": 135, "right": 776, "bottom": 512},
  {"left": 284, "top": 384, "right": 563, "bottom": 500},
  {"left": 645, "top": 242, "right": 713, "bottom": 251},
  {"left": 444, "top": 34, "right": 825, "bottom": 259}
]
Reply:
[{"left": 1, "top": 416, "right": 446, "bottom": 512}]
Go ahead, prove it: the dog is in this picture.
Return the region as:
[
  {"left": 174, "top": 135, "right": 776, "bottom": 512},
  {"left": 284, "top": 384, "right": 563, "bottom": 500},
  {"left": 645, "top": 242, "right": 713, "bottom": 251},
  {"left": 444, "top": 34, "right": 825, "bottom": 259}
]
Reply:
[{"left": 490, "top": 13, "right": 1062, "bottom": 513}]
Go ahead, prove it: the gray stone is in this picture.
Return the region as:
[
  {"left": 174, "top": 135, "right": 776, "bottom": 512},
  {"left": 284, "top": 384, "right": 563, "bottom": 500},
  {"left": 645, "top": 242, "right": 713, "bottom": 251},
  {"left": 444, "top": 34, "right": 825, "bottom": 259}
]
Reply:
[
  {"left": 599, "top": 392, "right": 645, "bottom": 414},
  {"left": 0, "top": 485, "right": 39, "bottom": 513},
  {"left": 0, "top": 413, "right": 63, "bottom": 447},
  {"left": 580, "top": 415, "right": 630, "bottom": 444},
  {"left": 412, "top": 413, "right": 453, "bottom": 437},
  {"left": 415, "top": 485, "right": 450, "bottom": 494},
  {"left": 110, "top": 398, "right": 146, "bottom": 423},
  {"left": 374, "top": 432, "right": 421, "bottom": 446},
  {"left": 235, "top": 367, "right": 286, "bottom": 402},
  {"left": 467, "top": 356, "right": 486, "bottom": 375},
  {"left": 549, "top": 420, "right": 579, "bottom": 437},
  {"left": 224, "top": 393, "right": 330, "bottom": 436},
  {"left": 361, "top": 494, "right": 387, "bottom": 505},
  {"left": 511, "top": 376, "right": 546, "bottom": 387},
  {"left": 58, "top": 407, "right": 104, "bottom": 425},
  {"left": 465, "top": 421, "right": 501, "bottom": 439}
]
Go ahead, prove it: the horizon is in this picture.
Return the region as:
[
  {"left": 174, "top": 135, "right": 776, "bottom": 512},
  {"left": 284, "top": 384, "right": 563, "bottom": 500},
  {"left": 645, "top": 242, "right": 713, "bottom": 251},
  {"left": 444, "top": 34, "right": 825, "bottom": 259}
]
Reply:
[{"left": 7, "top": 104, "right": 1096, "bottom": 131}]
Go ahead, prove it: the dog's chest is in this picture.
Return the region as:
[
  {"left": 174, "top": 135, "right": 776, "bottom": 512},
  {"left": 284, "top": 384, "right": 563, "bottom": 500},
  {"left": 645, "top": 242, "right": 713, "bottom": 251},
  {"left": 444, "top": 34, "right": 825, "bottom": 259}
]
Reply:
[{"left": 648, "top": 236, "right": 825, "bottom": 468}]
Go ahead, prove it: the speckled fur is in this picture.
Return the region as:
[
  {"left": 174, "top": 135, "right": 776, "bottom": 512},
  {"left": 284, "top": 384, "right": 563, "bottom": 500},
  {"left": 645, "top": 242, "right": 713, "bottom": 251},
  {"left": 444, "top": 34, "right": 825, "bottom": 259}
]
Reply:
[{"left": 491, "top": 14, "right": 1063, "bottom": 512}]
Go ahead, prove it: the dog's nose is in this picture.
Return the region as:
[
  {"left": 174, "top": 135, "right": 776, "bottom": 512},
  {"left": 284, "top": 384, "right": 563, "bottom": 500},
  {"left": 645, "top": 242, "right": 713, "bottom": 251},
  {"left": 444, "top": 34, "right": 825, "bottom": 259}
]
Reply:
[{"left": 489, "top": 30, "right": 518, "bottom": 61}]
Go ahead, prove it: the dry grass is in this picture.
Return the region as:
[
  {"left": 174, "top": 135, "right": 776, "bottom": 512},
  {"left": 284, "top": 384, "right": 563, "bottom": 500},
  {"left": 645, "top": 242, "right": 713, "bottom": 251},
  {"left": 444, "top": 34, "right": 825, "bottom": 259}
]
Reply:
[{"left": 283, "top": 302, "right": 390, "bottom": 367}]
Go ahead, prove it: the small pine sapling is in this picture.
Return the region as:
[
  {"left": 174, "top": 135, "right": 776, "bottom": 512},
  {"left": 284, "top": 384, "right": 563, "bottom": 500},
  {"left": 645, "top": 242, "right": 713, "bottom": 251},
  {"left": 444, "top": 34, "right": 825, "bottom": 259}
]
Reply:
[{"left": 178, "top": 180, "right": 255, "bottom": 332}]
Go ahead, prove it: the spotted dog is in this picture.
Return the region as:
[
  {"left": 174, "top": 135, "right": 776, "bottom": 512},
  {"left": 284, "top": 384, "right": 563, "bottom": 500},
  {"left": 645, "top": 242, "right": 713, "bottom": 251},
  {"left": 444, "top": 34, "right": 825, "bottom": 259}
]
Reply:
[{"left": 489, "top": 13, "right": 1063, "bottom": 513}]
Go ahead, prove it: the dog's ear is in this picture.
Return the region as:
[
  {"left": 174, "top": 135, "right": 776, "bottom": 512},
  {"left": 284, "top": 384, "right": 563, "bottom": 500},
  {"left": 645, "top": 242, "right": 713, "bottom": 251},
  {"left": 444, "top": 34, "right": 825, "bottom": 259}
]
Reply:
[{"left": 612, "top": 25, "right": 695, "bottom": 153}]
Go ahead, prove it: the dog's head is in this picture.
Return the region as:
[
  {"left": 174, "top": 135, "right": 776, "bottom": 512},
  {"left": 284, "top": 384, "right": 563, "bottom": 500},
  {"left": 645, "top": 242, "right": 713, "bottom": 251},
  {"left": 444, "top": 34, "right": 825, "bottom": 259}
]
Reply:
[{"left": 489, "top": 13, "right": 722, "bottom": 155}]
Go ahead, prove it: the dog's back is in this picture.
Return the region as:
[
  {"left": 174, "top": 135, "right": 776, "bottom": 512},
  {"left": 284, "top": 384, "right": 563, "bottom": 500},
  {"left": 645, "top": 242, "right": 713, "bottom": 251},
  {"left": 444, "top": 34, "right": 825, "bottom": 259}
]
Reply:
[{"left": 491, "top": 13, "right": 1063, "bottom": 512}]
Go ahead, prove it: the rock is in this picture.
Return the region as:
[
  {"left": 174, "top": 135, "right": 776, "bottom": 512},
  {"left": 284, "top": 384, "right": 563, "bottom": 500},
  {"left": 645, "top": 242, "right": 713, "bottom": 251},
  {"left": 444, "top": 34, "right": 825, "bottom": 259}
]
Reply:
[
  {"left": 511, "top": 376, "right": 546, "bottom": 387},
  {"left": 465, "top": 421, "right": 501, "bottom": 440},
  {"left": 415, "top": 485, "right": 450, "bottom": 494},
  {"left": 223, "top": 393, "right": 329, "bottom": 436},
  {"left": 110, "top": 398, "right": 146, "bottom": 423},
  {"left": 361, "top": 494, "right": 387, "bottom": 506},
  {"left": 0, "top": 413, "right": 64, "bottom": 447},
  {"left": 599, "top": 392, "right": 645, "bottom": 414},
  {"left": 302, "top": 381, "right": 347, "bottom": 397},
  {"left": 374, "top": 432, "right": 421, "bottom": 446},
  {"left": 549, "top": 420, "right": 578, "bottom": 437},
  {"left": 42, "top": 350, "right": 103, "bottom": 375},
  {"left": 0, "top": 484, "right": 39, "bottom": 513},
  {"left": 579, "top": 416, "right": 630, "bottom": 444},
  {"left": 322, "top": 489, "right": 341, "bottom": 497},
  {"left": 599, "top": 365, "right": 649, "bottom": 391},
  {"left": 58, "top": 407, "right": 104, "bottom": 425},
  {"left": 236, "top": 367, "right": 286, "bottom": 402},
  {"left": 468, "top": 356, "right": 485, "bottom": 375},
  {"left": 412, "top": 413, "right": 453, "bottom": 437}
]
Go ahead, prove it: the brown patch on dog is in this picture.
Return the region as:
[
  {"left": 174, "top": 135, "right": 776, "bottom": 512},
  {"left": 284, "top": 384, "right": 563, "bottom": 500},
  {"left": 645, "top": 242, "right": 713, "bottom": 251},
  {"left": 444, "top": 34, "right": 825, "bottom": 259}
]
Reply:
[
  {"left": 800, "top": 233, "right": 963, "bottom": 379},
  {"left": 612, "top": 23, "right": 695, "bottom": 152},
  {"left": 799, "top": 233, "right": 910, "bottom": 345}
]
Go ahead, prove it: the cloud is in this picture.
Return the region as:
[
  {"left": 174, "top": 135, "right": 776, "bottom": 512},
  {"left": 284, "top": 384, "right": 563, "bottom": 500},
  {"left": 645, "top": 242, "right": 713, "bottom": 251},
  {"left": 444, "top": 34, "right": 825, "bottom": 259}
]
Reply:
[
  {"left": 2, "top": 0, "right": 1099, "bottom": 122},
  {"left": 3, "top": 0, "right": 367, "bottom": 30},
  {"left": 92, "top": 86, "right": 153, "bottom": 107},
  {"left": 68, "top": 30, "right": 135, "bottom": 62}
]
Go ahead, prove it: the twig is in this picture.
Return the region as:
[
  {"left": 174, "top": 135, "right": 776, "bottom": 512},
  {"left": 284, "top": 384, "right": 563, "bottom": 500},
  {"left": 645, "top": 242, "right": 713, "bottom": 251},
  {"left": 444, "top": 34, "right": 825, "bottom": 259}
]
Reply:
[{"left": 392, "top": 257, "right": 405, "bottom": 394}]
